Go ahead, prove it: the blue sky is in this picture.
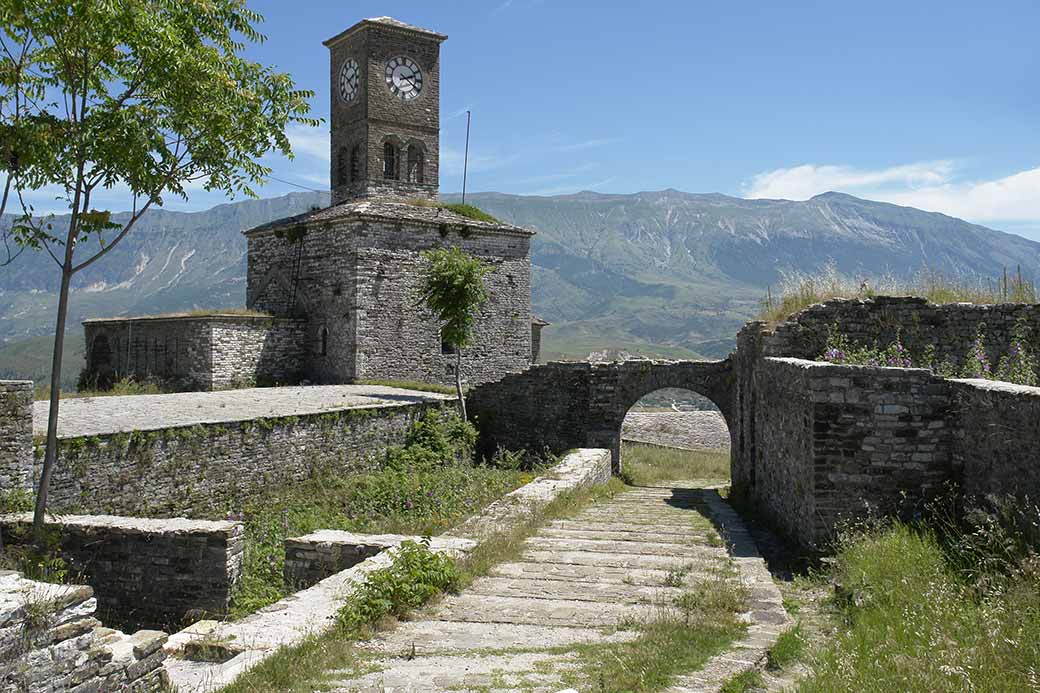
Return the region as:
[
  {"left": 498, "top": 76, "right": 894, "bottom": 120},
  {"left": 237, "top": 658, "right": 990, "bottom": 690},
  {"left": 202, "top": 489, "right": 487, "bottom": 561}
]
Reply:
[{"left": 23, "top": 1, "right": 1040, "bottom": 239}]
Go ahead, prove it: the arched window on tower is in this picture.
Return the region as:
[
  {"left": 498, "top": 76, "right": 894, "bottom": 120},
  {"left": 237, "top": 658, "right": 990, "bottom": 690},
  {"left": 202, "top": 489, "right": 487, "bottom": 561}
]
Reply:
[
  {"left": 320, "top": 326, "right": 329, "bottom": 356},
  {"left": 350, "top": 144, "right": 362, "bottom": 183},
  {"left": 337, "top": 147, "right": 349, "bottom": 186},
  {"left": 383, "top": 142, "right": 398, "bottom": 180},
  {"left": 407, "top": 145, "right": 424, "bottom": 183}
]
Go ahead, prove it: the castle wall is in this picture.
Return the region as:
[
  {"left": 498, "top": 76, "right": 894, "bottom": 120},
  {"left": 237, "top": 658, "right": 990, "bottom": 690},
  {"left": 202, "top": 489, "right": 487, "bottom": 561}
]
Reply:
[
  {"left": 0, "top": 572, "right": 168, "bottom": 693},
  {"left": 1, "top": 514, "right": 242, "bottom": 632},
  {"left": 39, "top": 400, "right": 447, "bottom": 518},
  {"left": 82, "top": 316, "right": 305, "bottom": 390},
  {"left": 0, "top": 380, "right": 32, "bottom": 493}
]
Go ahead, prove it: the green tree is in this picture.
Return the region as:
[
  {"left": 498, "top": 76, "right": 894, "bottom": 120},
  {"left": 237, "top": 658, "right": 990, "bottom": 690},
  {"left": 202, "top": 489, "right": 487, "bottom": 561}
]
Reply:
[
  {"left": 0, "top": 0, "right": 317, "bottom": 542},
  {"left": 419, "top": 246, "right": 490, "bottom": 420}
]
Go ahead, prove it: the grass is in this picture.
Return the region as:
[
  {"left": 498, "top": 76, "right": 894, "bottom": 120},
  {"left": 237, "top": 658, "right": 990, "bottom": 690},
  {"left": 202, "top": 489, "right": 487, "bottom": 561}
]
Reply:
[
  {"left": 354, "top": 378, "right": 457, "bottom": 395},
  {"left": 405, "top": 198, "right": 502, "bottom": 224},
  {"left": 720, "top": 670, "right": 765, "bottom": 693},
  {"left": 758, "top": 261, "right": 1038, "bottom": 324},
  {"left": 35, "top": 375, "right": 167, "bottom": 401},
  {"left": 767, "top": 623, "right": 804, "bottom": 669},
  {"left": 562, "top": 569, "right": 749, "bottom": 691},
  {"left": 228, "top": 463, "right": 534, "bottom": 618},
  {"left": 620, "top": 443, "right": 730, "bottom": 486},
  {"left": 798, "top": 524, "right": 1040, "bottom": 692}
]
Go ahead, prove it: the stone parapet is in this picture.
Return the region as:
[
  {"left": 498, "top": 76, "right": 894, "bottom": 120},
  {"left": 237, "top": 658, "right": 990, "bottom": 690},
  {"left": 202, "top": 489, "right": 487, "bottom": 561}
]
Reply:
[{"left": 1, "top": 514, "right": 243, "bottom": 632}]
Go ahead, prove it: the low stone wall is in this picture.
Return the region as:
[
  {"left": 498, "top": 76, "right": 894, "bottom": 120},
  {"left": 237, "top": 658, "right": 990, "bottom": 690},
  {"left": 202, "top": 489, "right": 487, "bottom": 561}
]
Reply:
[
  {"left": 82, "top": 314, "right": 306, "bottom": 391},
  {"left": 42, "top": 399, "right": 447, "bottom": 517},
  {"left": 952, "top": 378, "right": 1040, "bottom": 499},
  {"left": 1, "top": 514, "right": 243, "bottom": 632},
  {"left": 0, "top": 570, "right": 168, "bottom": 692},
  {"left": 0, "top": 381, "right": 32, "bottom": 493}
]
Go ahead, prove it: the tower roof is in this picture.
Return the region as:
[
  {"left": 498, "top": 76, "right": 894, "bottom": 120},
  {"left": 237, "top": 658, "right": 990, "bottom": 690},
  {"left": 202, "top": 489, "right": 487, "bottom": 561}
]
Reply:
[{"left": 324, "top": 16, "right": 448, "bottom": 47}]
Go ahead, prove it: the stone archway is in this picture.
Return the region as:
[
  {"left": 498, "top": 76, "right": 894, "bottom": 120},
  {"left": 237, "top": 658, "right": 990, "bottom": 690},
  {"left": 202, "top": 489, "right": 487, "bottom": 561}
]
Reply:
[{"left": 584, "top": 359, "right": 735, "bottom": 472}]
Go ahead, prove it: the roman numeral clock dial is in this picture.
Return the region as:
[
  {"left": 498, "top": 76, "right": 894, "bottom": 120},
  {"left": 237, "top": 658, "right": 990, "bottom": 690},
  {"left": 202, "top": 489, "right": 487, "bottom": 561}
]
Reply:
[
  {"left": 339, "top": 58, "right": 359, "bottom": 103},
  {"left": 385, "top": 56, "right": 423, "bottom": 101}
]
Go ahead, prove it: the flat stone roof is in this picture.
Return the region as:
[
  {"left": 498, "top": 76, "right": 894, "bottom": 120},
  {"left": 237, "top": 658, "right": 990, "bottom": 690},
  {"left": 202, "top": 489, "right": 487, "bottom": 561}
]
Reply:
[
  {"left": 34, "top": 384, "right": 453, "bottom": 439},
  {"left": 324, "top": 16, "right": 448, "bottom": 46},
  {"left": 245, "top": 199, "right": 533, "bottom": 237},
  {"left": 83, "top": 311, "right": 275, "bottom": 325}
]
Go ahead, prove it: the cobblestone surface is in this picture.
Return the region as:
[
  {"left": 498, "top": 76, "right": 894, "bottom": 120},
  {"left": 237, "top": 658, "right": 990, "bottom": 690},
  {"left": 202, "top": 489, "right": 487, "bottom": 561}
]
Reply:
[
  {"left": 623, "top": 411, "right": 731, "bottom": 450},
  {"left": 33, "top": 384, "right": 451, "bottom": 438}
]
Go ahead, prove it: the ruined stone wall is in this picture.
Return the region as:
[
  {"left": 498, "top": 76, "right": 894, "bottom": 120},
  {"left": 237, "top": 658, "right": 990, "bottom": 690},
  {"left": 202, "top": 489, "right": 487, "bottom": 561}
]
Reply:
[
  {"left": 0, "top": 571, "right": 167, "bottom": 692},
  {"left": 762, "top": 296, "right": 1040, "bottom": 366},
  {"left": 1, "top": 514, "right": 242, "bottom": 632},
  {"left": 0, "top": 381, "right": 32, "bottom": 493},
  {"left": 41, "top": 400, "right": 446, "bottom": 518},
  {"left": 952, "top": 378, "right": 1040, "bottom": 499},
  {"left": 83, "top": 316, "right": 304, "bottom": 390}
]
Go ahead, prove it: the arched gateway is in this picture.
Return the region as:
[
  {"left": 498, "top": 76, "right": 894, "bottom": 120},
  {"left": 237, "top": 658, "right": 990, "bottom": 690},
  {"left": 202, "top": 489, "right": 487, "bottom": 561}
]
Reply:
[{"left": 468, "top": 358, "right": 734, "bottom": 472}]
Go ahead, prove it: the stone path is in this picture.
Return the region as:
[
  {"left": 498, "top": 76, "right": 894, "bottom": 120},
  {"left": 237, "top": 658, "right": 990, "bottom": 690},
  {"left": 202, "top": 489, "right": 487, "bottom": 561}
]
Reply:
[
  {"left": 33, "top": 384, "right": 450, "bottom": 438},
  {"left": 622, "top": 411, "right": 731, "bottom": 451},
  {"left": 325, "top": 481, "right": 788, "bottom": 692}
]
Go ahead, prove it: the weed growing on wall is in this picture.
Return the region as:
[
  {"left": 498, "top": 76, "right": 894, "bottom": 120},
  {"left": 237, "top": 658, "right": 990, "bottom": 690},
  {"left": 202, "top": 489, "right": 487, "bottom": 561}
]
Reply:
[
  {"left": 229, "top": 409, "right": 538, "bottom": 617},
  {"left": 336, "top": 538, "right": 461, "bottom": 634},
  {"left": 820, "top": 320, "right": 1039, "bottom": 386}
]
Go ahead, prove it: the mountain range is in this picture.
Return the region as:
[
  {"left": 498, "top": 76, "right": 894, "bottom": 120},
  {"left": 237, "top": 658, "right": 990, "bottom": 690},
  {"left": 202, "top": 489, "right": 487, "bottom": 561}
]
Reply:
[{"left": 2, "top": 189, "right": 1039, "bottom": 385}]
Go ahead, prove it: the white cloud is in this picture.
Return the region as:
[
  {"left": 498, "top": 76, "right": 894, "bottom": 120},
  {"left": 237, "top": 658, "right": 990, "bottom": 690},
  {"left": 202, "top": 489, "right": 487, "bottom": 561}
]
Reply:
[
  {"left": 743, "top": 161, "right": 1040, "bottom": 224},
  {"left": 286, "top": 125, "right": 330, "bottom": 162}
]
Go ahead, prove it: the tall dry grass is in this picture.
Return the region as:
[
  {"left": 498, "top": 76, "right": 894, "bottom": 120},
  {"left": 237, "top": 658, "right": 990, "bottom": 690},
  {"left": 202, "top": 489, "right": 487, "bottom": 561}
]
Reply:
[{"left": 759, "top": 261, "right": 1037, "bottom": 324}]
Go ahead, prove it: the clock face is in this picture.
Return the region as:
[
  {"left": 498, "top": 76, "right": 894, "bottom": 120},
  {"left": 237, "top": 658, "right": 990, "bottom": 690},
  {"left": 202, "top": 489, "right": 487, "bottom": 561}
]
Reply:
[
  {"left": 339, "top": 58, "right": 360, "bottom": 103},
  {"left": 385, "top": 56, "right": 423, "bottom": 101}
]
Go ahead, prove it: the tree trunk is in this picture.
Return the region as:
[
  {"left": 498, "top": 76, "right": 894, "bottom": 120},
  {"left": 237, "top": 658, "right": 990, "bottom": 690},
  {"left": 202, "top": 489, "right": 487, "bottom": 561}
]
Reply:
[
  {"left": 455, "top": 348, "right": 466, "bottom": 421},
  {"left": 32, "top": 267, "right": 72, "bottom": 545}
]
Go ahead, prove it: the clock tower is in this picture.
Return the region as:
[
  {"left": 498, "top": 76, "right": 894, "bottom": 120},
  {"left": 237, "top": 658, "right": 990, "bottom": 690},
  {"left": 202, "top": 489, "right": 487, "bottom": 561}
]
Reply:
[{"left": 324, "top": 17, "right": 446, "bottom": 203}]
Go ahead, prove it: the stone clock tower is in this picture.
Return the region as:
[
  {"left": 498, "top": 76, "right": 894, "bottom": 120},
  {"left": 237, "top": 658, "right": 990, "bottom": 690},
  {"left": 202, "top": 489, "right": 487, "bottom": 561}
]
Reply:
[{"left": 324, "top": 17, "right": 446, "bottom": 203}]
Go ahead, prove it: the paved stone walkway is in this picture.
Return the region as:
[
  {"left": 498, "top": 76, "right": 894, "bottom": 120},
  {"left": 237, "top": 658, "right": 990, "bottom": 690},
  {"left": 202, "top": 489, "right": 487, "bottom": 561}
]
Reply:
[
  {"left": 622, "top": 412, "right": 731, "bottom": 451},
  {"left": 33, "top": 385, "right": 451, "bottom": 438},
  {"left": 325, "top": 482, "right": 787, "bottom": 692}
]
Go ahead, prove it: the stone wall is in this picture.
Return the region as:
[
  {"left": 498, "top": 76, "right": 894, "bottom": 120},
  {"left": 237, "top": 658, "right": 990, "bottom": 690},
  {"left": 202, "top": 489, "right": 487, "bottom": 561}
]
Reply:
[
  {"left": 746, "top": 358, "right": 954, "bottom": 547},
  {"left": 0, "top": 381, "right": 32, "bottom": 493},
  {"left": 42, "top": 400, "right": 446, "bottom": 518},
  {"left": 952, "top": 378, "right": 1040, "bottom": 499},
  {"left": 761, "top": 296, "right": 1040, "bottom": 366},
  {"left": 0, "top": 571, "right": 167, "bottom": 692},
  {"left": 468, "top": 359, "right": 733, "bottom": 470},
  {"left": 1, "top": 514, "right": 243, "bottom": 632},
  {"left": 82, "top": 315, "right": 305, "bottom": 390}
]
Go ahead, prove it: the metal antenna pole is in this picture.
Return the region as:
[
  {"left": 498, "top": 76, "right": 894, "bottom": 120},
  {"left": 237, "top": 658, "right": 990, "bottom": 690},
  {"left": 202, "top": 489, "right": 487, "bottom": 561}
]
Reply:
[{"left": 462, "top": 110, "right": 471, "bottom": 205}]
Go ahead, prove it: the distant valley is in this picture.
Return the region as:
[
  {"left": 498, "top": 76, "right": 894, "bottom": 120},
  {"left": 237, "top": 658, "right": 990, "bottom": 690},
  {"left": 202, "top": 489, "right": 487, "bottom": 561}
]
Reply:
[{"left": 3, "top": 189, "right": 1039, "bottom": 386}]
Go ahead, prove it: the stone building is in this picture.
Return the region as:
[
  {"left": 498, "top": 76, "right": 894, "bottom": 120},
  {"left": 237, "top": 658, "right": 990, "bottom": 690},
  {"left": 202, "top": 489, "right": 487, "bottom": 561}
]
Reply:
[{"left": 82, "top": 17, "right": 542, "bottom": 390}]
